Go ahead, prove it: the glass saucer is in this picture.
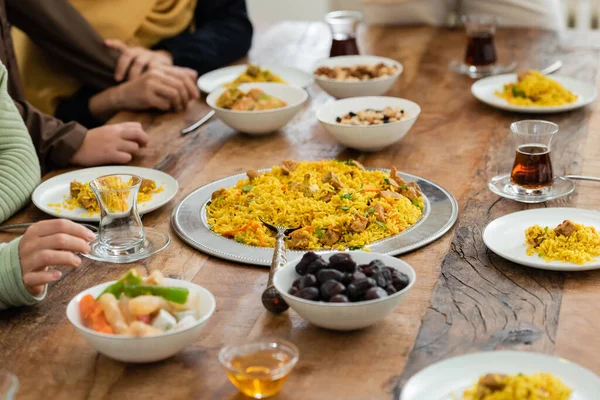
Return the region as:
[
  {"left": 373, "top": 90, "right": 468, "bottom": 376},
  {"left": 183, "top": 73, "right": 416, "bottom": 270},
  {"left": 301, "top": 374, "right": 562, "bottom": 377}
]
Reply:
[
  {"left": 83, "top": 228, "right": 171, "bottom": 264},
  {"left": 488, "top": 174, "right": 575, "bottom": 203},
  {"left": 449, "top": 60, "right": 517, "bottom": 78}
]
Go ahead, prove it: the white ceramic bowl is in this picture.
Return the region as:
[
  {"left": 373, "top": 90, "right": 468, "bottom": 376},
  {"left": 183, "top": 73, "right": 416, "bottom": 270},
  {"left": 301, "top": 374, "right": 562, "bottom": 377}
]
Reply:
[
  {"left": 313, "top": 55, "right": 403, "bottom": 98},
  {"left": 317, "top": 96, "right": 421, "bottom": 151},
  {"left": 206, "top": 82, "right": 308, "bottom": 135},
  {"left": 66, "top": 278, "right": 216, "bottom": 363},
  {"left": 273, "top": 251, "right": 416, "bottom": 331}
]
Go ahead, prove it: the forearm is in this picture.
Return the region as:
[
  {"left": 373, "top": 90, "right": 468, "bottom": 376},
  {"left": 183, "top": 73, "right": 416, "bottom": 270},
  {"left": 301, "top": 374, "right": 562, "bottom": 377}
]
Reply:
[
  {"left": 6, "top": 0, "right": 118, "bottom": 90},
  {"left": 153, "top": 0, "right": 253, "bottom": 74},
  {"left": 14, "top": 100, "right": 87, "bottom": 173},
  {"left": 0, "top": 239, "right": 45, "bottom": 310}
]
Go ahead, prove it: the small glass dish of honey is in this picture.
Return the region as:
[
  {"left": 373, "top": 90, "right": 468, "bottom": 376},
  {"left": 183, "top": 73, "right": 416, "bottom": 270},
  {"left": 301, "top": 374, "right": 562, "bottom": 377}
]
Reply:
[{"left": 219, "top": 339, "right": 299, "bottom": 399}]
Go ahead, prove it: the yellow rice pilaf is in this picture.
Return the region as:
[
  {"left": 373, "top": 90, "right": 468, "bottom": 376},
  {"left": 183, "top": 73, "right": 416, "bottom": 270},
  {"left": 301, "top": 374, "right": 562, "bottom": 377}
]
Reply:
[
  {"left": 525, "top": 222, "right": 600, "bottom": 264},
  {"left": 64, "top": 177, "right": 163, "bottom": 215},
  {"left": 462, "top": 372, "right": 572, "bottom": 400},
  {"left": 206, "top": 160, "right": 424, "bottom": 250},
  {"left": 495, "top": 70, "right": 578, "bottom": 107}
]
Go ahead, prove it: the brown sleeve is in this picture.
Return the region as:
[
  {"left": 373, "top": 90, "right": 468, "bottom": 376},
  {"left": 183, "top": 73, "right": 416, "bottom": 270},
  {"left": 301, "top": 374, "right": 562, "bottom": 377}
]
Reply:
[
  {"left": 13, "top": 99, "right": 86, "bottom": 173},
  {"left": 6, "top": 0, "right": 118, "bottom": 90}
]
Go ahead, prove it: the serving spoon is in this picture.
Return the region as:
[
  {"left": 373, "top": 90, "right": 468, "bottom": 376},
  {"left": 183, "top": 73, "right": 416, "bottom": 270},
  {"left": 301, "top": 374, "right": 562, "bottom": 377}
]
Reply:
[{"left": 259, "top": 218, "right": 300, "bottom": 314}]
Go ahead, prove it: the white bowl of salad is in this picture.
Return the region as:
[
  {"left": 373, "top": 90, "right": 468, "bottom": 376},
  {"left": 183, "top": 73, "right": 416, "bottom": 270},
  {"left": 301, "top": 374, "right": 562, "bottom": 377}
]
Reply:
[{"left": 66, "top": 269, "right": 216, "bottom": 363}]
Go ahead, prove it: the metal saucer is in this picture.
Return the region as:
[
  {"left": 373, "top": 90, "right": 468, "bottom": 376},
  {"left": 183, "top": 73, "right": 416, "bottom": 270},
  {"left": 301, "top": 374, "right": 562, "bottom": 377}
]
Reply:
[
  {"left": 488, "top": 174, "right": 576, "bottom": 204},
  {"left": 449, "top": 60, "right": 517, "bottom": 79},
  {"left": 82, "top": 228, "right": 171, "bottom": 264}
]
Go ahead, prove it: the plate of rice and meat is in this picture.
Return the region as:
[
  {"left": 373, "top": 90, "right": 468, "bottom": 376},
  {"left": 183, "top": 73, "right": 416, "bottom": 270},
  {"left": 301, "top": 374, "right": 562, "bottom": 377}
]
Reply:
[
  {"left": 171, "top": 160, "right": 458, "bottom": 266},
  {"left": 32, "top": 166, "right": 178, "bottom": 222},
  {"left": 483, "top": 208, "right": 600, "bottom": 271},
  {"left": 401, "top": 351, "right": 600, "bottom": 400},
  {"left": 471, "top": 71, "right": 597, "bottom": 113}
]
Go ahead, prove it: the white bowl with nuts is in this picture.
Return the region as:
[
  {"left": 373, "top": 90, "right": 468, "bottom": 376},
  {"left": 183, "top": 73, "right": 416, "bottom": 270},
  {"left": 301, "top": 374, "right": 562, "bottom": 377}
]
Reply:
[
  {"left": 313, "top": 55, "right": 403, "bottom": 98},
  {"left": 317, "top": 96, "right": 421, "bottom": 152}
]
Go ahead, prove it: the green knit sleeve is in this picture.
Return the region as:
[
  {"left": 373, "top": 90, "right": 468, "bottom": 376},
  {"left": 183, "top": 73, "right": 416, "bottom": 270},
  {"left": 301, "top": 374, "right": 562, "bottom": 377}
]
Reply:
[
  {"left": 0, "top": 63, "right": 41, "bottom": 222},
  {"left": 0, "top": 61, "right": 43, "bottom": 309}
]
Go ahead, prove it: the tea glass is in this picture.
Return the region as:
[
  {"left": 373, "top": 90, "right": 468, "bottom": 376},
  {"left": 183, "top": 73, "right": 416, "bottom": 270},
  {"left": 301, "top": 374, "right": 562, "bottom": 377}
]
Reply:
[
  {"left": 509, "top": 120, "right": 558, "bottom": 195},
  {"left": 325, "top": 10, "right": 362, "bottom": 57},
  {"left": 90, "top": 174, "right": 145, "bottom": 256},
  {"left": 0, "top": 371, "right": 18, "bottom": 400},
  {"left": 219, "top": 339, "right": 299, "bottom": 399}
]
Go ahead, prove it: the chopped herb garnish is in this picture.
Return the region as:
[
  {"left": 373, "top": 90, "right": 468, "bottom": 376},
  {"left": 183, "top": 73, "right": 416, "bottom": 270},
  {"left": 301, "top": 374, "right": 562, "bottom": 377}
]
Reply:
[
  {"left": 339, "top": 193, "right": 352, "bottom": 200},
  {"left": 245, "top": 199, "right": 254, "bottom": 204},
  {"left": 349, "top": 245, "right": 364, "bottom": 250},
  {"left": 376, "top": 221, "right": 389, "bottom": 230},
  {"left": 401, "top": 184, "right": 408, "bottom": 190},
  {"left": 341, "top": 206, "right": 350, "bottom": 211},
  {"left": 242, "top": 185, "right": 254, "bottom": 193},
  {"left": 367, "top": 207, "right": 375, "bottom": 215},
  {"left": 235, "top": 237, "right": 245, "bottom": 244},
  {"left": 512, "top": 86, "right": 526, "bottom": 98},
  {"left": 538, "top": 251, "right": 546, "bottom": 258},
  {"left": 315, "top": 227, "right": 325, "bottom": 238},
  {"left": 384, "top": 177, "right": 390, "bottom": 184},
  {"left": 411, "top": 199, "right": 422, "bottom": 209},
  {"left": 544, "top": 226, "right": 549, "bottom": 232}
]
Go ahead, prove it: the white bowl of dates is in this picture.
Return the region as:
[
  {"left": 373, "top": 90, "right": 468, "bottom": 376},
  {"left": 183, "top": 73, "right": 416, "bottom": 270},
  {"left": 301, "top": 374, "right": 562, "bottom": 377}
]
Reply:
[
  {"left": 313, "top": 55, "right": 402, "bottom": 98},
  {"left": 317, "top": 96, "right": 421, "bottom": 151},
  {"left": 273, "top": 251, "right": 415, "bottom": 331}
]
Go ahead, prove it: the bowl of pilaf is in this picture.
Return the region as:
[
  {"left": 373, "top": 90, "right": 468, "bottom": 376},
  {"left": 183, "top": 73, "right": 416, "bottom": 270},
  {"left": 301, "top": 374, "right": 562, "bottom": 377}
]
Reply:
[{"left": 317, "top": 96, "right": 421, "bottom": 151}]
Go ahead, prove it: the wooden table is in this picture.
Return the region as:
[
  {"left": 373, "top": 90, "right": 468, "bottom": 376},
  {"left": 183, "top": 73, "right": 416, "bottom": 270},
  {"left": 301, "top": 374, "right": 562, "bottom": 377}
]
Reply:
[{"left": 2, "top": 22, "right": 600, "bottom": 399}]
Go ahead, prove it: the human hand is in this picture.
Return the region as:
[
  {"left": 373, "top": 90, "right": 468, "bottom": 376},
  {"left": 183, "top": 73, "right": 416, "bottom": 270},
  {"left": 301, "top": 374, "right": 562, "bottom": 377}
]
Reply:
[
  {"left": 19, "top": 219, "right": 96, "bottom": 295},
  {"left": 105, "top": 39, "right": 174, "bottom": 81},
  {"left": 70, "top": 122, "right": 149, "bottom": 166}
]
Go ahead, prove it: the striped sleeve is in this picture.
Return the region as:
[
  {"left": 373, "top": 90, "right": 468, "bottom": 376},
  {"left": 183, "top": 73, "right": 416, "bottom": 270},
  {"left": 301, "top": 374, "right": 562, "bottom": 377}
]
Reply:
[{"left": 0, "top": 61, "right": 43, "bottom": 309}]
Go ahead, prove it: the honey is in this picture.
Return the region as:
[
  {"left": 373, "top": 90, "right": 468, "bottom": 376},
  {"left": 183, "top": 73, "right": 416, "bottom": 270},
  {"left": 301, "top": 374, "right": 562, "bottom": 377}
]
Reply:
[{"left": 226, "top": 348, "right": 294, "bottom": 399}]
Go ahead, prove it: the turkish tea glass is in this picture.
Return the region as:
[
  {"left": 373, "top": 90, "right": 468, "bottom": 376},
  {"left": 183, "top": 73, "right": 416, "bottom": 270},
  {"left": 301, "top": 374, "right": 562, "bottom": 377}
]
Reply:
[
  {"left": 462, "top": 15, "right": 498, "bottom": 75},
  {"left": 90, "top": 174, "right": 145, "bottom": 256},
  {"left": 0, "top": 371, "right": 18, "bottom": 400},
  {"left": 509, "top": 120, "right": 558, "bottom": 195},
  {"left": 325, "top": 10, "right": 362, "bottom": 57}
]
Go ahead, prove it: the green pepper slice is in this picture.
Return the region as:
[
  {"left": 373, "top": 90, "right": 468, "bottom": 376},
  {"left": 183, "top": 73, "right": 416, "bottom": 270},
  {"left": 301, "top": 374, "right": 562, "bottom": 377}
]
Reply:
[
  {"left": 123, "top": 285, "right": 189, "bottom": 304},
  {"left": 98, "top": 270, "right": 143, "bottom": 300}
]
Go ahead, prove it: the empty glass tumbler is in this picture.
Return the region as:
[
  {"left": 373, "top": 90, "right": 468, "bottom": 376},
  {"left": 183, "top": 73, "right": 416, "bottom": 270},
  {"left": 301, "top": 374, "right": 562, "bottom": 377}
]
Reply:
[{"left": 90, "top": 174, "right": 145, "bottom": 256}]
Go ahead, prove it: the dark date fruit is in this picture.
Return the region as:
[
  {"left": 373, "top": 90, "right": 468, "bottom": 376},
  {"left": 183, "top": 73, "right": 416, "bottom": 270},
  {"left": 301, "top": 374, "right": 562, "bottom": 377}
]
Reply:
[
  {"left": 288, "top": 286, "right": 299, "bottom": 296},
  {"left": 320, "top": 280, "right": 345, "bottom": 301},
  {"left": 328, "top": 253, "right": 357, "bottom": 273},
  {"left": 346, "top": 277, "right": 376, "bottom": 300},
  {"left": 292, "top": 279, "right": 301, "bottom": 288},
  {"left": 364, "top": 286, "right": 388, "bottom": 300},
  {"left": 362, "top": 259, "right": 386, "bottom": 276},
  {"left": 299, "top": 274, "right": 318, "bottom": 289},
  {"left": 373, "top": 269, "right": 392, "bottom": 288},
  {"left": 307, "top": 257, "right": 329, "bottom": 275},
  {"left": 329, "top": 294, "right": 349, "bottom": 303},
  {"left": 392, "top": 271, "right": 410, "bottom": 291},
  {"left": 351, "top": 271, "right": 366, "bottom": 283},
  {"left": 342, "top": 273, "right": 353, "bottom": 286},
  {"left": 385, "top": 285, "right": 397, "bottom": 295},
  {"left": 316, "top": 269, "right": 345, "bottom": 284},
  {"left": 295, "top": 252, "right": 320, "bottom": 275},
  {"left": 296, "top": 287, "right": 321, "bottom": 301}
]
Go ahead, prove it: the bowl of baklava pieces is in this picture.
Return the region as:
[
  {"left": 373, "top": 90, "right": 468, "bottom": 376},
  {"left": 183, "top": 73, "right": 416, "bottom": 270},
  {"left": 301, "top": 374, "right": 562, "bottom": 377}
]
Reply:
[{"left": 273, "top": 251, "right": 416, "bottom": 331}]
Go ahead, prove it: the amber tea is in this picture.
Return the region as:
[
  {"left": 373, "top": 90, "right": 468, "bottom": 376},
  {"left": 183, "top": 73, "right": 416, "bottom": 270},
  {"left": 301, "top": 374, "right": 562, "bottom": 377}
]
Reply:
[
  {"left": 464, "top": 33, "right": 497, "bottom": 66},
  {"left": 510, "top": 144, "right": 554, "bottom": 189},
  {"left": 225, "top": 347, "right": 295, "bottom": 399}
]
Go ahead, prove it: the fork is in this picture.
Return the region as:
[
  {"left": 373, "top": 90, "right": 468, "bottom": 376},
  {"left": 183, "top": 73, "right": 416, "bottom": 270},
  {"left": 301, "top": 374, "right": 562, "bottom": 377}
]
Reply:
[{"left": 259, "top": 217, "right": 300, "bottom": 314}]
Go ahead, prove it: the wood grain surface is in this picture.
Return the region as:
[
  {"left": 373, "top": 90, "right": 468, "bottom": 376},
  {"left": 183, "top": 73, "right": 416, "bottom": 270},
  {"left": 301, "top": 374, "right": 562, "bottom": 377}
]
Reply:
[{"left": 1, "top": 22, "right": 600, "bottom": 400}]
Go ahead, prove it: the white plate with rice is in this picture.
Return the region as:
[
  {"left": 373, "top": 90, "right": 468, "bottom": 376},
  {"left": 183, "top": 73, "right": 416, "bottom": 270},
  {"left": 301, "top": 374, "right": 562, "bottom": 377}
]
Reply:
[
  {"left": 483, "top": 208, "right": 600, "bottom": 272},
  {"left": 471, "top": 74, "right": 597, "bottom": 114},
  {"left": 401, "top": 351, "right": 600, "bottom": 400},
  {"left": 197, "top": 64, "right": 314, "bottom": 93},
  {"left": 32, "top": 166, "right": 178, "bottom": 222}
]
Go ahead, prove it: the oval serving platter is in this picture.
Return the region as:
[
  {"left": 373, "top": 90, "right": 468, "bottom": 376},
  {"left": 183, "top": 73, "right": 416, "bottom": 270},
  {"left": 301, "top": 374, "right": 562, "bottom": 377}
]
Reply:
[{"left": 171, "top": 169, "right": 458, "bottom": 266}]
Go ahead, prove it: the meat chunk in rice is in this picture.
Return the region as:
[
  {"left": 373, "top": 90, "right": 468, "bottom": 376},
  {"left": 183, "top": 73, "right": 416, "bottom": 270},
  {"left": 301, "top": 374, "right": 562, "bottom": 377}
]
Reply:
[
  {"left": 349, "top": 213, "right": 369, "bottom": 233},
  {"left": 555, "top": 220, "right": 578, "bottom": 237}
]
